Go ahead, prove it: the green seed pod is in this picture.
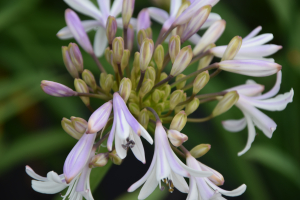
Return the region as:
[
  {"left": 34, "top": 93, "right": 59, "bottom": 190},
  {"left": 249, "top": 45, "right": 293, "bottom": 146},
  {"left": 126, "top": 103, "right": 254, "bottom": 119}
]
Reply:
[
  {"left": 145, "top": 27, "right": 153, "bottom": 39},
  {"left": 175, "top": 93, "right": 186, "bottom": 114},
  {"left": 105, "top": 47, "right": 112, "bottom": 63},
  {"left": 212, "top": 91, "right": 239, "bottom": 117},
  {"left": 162, "top": 85, "right": 171, "bottom": 101},
  {"left": 143, "top": 100, "right": 151, "bottom": 107},
  {"left": 170, "top": 111, "right": 187, "bottom": 132},
  {"left": 137, "top": 29, "right": 147, "bottom": 47},
  {"left": 129, "top": 90, "right": 139, "bottom": 103},
  {"left": 112, "top": 81, "right": 119, "bottom": 92},
  {"left": 185, "top": 98, "right": 200, "bottom": 116},
  {"left": 74, "top": 78, "right": 90, "bottom": 106},
  {"left": 156, "top": 102, "right": 165, "bottom": 115},
  {"left": 82, "top": 69, "right": 97, "bottom": 91},
  {"left": 175, "top": 74, "right": 186, "bottom": 90},
  {"left": 193, "top": 71, "right": 210, "bottom": 95},
  {"left": 61, "top": 117, "right": 83, "bottom": 140},
  {"left": 152, "top": 89, "right": 161, "bottom": 103},
  {"left": 198, "top": 44, "right": 216, "bottom": 70},
  {"left": 139, "top": 108, "right": 149, "bottom": 129}
]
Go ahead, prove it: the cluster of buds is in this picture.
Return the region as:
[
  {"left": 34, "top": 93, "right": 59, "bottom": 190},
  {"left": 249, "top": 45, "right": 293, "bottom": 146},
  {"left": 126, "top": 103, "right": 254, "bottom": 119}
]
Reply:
[{"left": 28, "top": 0, "right": 294, "bottom": 200}]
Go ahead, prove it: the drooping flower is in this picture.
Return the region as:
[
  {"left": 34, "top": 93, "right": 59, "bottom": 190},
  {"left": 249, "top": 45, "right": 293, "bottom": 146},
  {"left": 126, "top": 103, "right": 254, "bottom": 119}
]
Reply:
[
  {"left": 128, "top": 121, "right": 212, "bottom": 199},
  {"left": 107, "top": 92, "right": 153, "bottom": 164},
  {"left": 57, "top": 0, "right": 132, "bottom": 56},
  {"left": 222, "top": 71, "right": 294, "bottom": 155},
  {"left": 186, "top": 154, "right": 246, "bottom": 200},
  {"left": 210, "top": 26, "right": 282, "bottom": 61}
]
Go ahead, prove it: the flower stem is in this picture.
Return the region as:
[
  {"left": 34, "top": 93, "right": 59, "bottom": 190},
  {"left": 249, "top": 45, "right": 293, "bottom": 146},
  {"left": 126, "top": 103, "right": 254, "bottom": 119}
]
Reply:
[
  {"left": 189, "top": 50, "right": 211, "bottom": 66},
  {"left": 91, "top": 53, "right": 107, "bottom": 74},
  {"left": 176, "top": 94, "right": 195, "bottom": 107},
  {"left": 117, "top": 64, "right": 123, "bottom": 79},
  {"left": 136, "top": 70, "right": 145, "bottom": 93},
  {"left": 123, "top": 27, "right": 128, "bottom": 49},
  {"left": 195, "top": 91, "right": 227, "bottom": 99},
  {"left": 210, "top": 68, "right": 222, "bottom": 78},
  {"left": 160, "top": 110, "right": 173, "bottom": 118},
  {"left": 187, "top": 115, "right": 212, "bottom": 122},
  {"left": 155, "top": 25, "right": 176, "bottom": 49},
  {"left": 172, "top": 145, "right": 186, "bottom": 159},
  {"left": 76, "top": 92, "right": 111, "bottom": 100},
  {"left": 146, "top": 107, "right": 161, "bottom": 122},
  {"left": 179, "top": 145, "right": 190, "bottom": 157}
]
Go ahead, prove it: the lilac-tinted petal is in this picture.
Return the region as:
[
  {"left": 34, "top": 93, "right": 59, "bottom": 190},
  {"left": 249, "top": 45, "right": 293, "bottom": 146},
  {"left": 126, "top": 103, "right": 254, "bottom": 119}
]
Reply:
[
  {"left": 98, "top": 0, "right": 110, "bottom": 19},
  {"left": 116, "top": 17, "right": 137, "bottom": 28},
  {"left": 205, "top": 178, "right": 247, "bottom": 197},
  {"left": 131, "top": 129, "right": 146, "bottom": 164},
  {"left": 94, "top": 26, "right": 108, "bottom": 57},
  {"left": 137, "top": 166, "right": 158, "bottom": 200},
  {"left": 26, "top": 166, "right": 48, "bottom": 182},
  {"left": 170, "top": 171, "right": 189, "bottom": 193},
  {"left": 110, "top": 0, "right": 123, "bottom": 17},
  {"left": 137, "top": 9, "right": 151, "bottom": 32},
  {"left": 139, "top": 124, "right": 154, "bottom": 144},
  {"left": 170, "top": 0, "right": 182, "bottom": 17},
  {"left": 32, "top": 180, "right": 67, "bottom": 194},
  {"left": 76, "top": 165, "right": 91, "bottom": 194},
  {"left": 237, "top": 45, "right": 282, "bottom": 58},
  {"left": 226, "top": 83, "right": 265, "bottom": 97},
  {"left": 88, "top": 101, "right": 112, "bottom": 133},
  {"left": 188, "top": 34, "right": 201, "bottom": 45},
  {"left": 201, "top": 12, "right": 222, "bottom": 30},
  {"left": 187, "top": 177, "right": 199, "bottom": 200},
  {"left": 242, "top": 34, "right": 273, "bottom": 47},
  {"left": 209, "top": 192, "right": 226, "bottom": 200},
  {"left": 115, "top": 134, "right": 128, "bottom": 159},
  {"left": 57, "top": 20, "right": 100, "bottom": 39},
  {"left": 198, "top": 162, "right": 224, "bottom": 185},
  {"left": 243, "top": 26, "right": 262, "bottom": 41},
  {"left": 252, "top": 71, "right": 282, "bottom": 100},
  {"left": 234, "top": 56, "right": 275, "bottom": 62},
  {"left": 47, "top": 171, "right": 64, "bottom": 184},
  {"left": 115, "top": 110, "right": 130, "bottom": 139},
  {"left": 210, "top": 46, "right": 226, "bottom": 58},
  {"left": 222, "top": 118, "right": 247, "bottom": 132},
  {"left": 196, "top": 176, "right": 215, "bottom": 200},
  {"left": 148, "top": 7, "right": 169, "bottom": 24},
  {"left": 64, "top": 0, "right": 102, "bottom": 21},
  {"left": 107, "top": 116, "right": 116, "bottom": 151},
  {"left": 237, "top": 112, "right": 256, "bottom": 156},
  {"left": 156, "top": 133, "right": 171, "bottom": 180}
]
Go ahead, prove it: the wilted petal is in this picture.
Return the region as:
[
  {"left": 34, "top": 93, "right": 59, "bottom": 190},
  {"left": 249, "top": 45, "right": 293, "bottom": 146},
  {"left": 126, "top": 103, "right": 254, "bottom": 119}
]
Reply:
[
  {"left": 57, "top": 20, "right": 100, "bottom": 39},
  {"left": 222, "top": 118, "right": 247, "bottom": 132}
]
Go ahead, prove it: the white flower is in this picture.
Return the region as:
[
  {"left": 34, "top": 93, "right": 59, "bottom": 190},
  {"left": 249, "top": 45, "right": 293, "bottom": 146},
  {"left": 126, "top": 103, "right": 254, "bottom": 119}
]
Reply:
[
  {"left": 107, "top": 92, "right": 153, "bottom": 164},
  {"left": 210, "top": 26, "right": 282, "bottom": 61},
  {"left": 57, "top": 0, "right": 135, "bottom": 56},
  {"left": 223, "top": 71, "right": 294, "bottom": 156},
  {"left": 128, "top": 122, "right": 212, "bottom": 200},
  {"left": 186, "top": 155, "right": 246, "bottom": 200}
]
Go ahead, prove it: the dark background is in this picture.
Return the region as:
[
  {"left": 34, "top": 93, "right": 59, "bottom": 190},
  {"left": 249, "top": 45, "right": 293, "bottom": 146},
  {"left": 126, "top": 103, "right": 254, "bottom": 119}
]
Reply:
[{"left": 0, "top": 0, "right": 299, "bottom": 199}]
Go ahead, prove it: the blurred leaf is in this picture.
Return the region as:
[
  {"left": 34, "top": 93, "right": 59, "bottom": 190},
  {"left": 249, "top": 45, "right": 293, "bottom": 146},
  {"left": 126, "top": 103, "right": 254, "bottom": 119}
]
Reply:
[
  {"left": 246, "top": 145, "right": 300, "bottom": 188},
  {"left": 117, "top": 187, "right": 168, "bottom": 200},
  {"left": 90, "top": 162, "right": 112, "bottom": 191},
  {"left": 266, "top": 0, "right": 293, "bottom": 28}
]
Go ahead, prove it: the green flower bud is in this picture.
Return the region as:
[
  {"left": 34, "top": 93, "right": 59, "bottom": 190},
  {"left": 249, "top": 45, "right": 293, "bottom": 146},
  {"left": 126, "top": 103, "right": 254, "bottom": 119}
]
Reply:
[
  {"left": 119, "top": 78, "right": 132, "bottom": 102},
  {"left": 68, "top": 43, "right": 84, "bottom": 73},
  {"left": 137, "top": 29, "right": 147, "bottom": 47},
  {"left": 170, "top": 90, "right": 184, "bottom": 110},
  {"left": 169, "top": 35, "right": 181, "bottom": 63},
  {"left": 154, "top": 44, "right": 164, "bottom": 70},
  {"left": 145, "top": 27, "right": 152, "bottom": 39},
  {"left": 74, "top": 78, "right": 90, "bottom": 106},
  {"left": 143, "top": 100, "right": 151, "bottom": 107},
  {"left": 122, "top": 0, "right": 135, "bottom": 28},
  {"left": 90, "top": 153, "right": 109, "bottom": 168},
  {"left": 164, "top": 100, "right": 170, "bottom": 111},
  {"left": 185, "top": 98, "right": 200, "bottom": 116},
  {"left": 139, "top": 79, "right": 154, "bottom": 98},
  {"left": 170, "top": 111, "right": 187, "bottom": 131},
  {"left": 175, "top": 93, "right": 186, "bottom": 114},
  {"left": 112, "top": 37, "right": 124, "bottom": 64},
  {"left": 221, "top": 36, "right": 243, "bottom": 61},
  {"left": 71, "top": 117, "right": 87, "bottom": 134},
  {"left": 158, "top": 72, "right": 168, "bottom": 88},
  {"left": 109, "top": 150, "right": 122, "bottom": 165},
  {"left": 128, "top": 102, "right": 140, "bottom": 117},
  {"left": 212, "top": 91, "right": 239, "bottom": 117},
  {"left": 197, "top": 44, "right": 216, "bottom": 70},
  {"left": 167, "top": 130, "right": 188, "bottom": 147},
  {"left": 139, "top": 38, "right": 154, "bottom": 71},
  {"left": 155, "top": 102, "right": 165, "bottom": 115},
  {"left": 129, "top": 90, "right": 139, "bottom": 103},
  {"left": 162, "top": 85, "right": 171, "bottom": 101},
  {"left": 139, "top": 108, "right": 149, "bottom": 129},
  {"left": 112, "top": 81, "right": 119, "bottom": 92},
  {"left": 152, "top": 89, "right": 161, "bottom": 103},
  {"left": 133, "top": 52, "right": 140, "bottom": 71},
  {"left": 193, "top": 71, "right": 210, "bottom": 95},
  {"left": 61, "top": 118, "right": 83, "bottom": 140},
  {"left": 145, "top": 66, "right": 156, "bottom": 81},
  {"left": 175, "top": 74, "right": 186, "bottom": 90},
  {"left": 170, "top": 46, "right": 193, "bottom": 76},
  {"left": 106, "top": 16, "right": 117, "bottom": 45},
  {"left": 190, "top": 144, "right": 211, "bottom": 158},
  {"left": 105, "top": 47, "right": 112, "bottom": 63},
  {"left": 100, "top": 73, "right": 114, "bottom": 93},
  {"left": 62, "top": 46, "right": 79, "bottom": 78},
  {"left": 121, "top": 50, "right": 130, "bottom": 71},
  {"left": 82, "top": 69, "right": 97, "bottom": 91}
]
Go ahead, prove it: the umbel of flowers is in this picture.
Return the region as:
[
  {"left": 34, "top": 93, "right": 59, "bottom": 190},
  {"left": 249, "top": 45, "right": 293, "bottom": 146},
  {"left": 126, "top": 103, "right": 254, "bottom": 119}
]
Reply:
[{"left": 26, "top": 0, "right": 293, "bottom": 199}]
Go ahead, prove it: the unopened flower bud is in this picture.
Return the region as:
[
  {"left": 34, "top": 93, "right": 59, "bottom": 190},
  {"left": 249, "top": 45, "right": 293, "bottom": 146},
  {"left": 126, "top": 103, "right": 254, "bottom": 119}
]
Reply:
[
  {"left": 112, "top": 37, "right": 124, "bottom": 64},
  {"left": 221, "top": 36, "right": 243, "bottom": 61},
  {"left": 129, "top": 90, "right": 139, "bottom": 103},
  {"left": 109, "top": 149, "right": 122, "bottom": 165},
  {"left": 170, "top": 46, "right": 193, "bottom": 76},
  {"left": 169, "top": 35, "right": 181, "bottom": 63},
  {"left": 175, "top": 93, "right": 187, "bottom": 114},
  {"left": 88, "top": 101, "right": 113, "bottom": 133},
  {"left": 133, "top": 52, "right": 140, "bottom": 70},
  {"left": 212, "top": 91, "right": 239, "bottom": 117},
  {"left": 139, "top": 79, "right": 154, "bottom": 98},
  {"left": 198, "top": 44, "right": 216, "bottom": 70},
  {"left": 122, "top": 0, "right": 135, "bottom": 28},
  {"left": 100, "top": 73, "right": 114, "bottom": 93},
  {"left": 106, "top": 16, "right": 117, "bottom": 45},
  {"left": 68, "top": 43, "right": 83, "bottom": 73},
  {"left": 41, "top": 80, "right": 75, "bottom": 97},
  {"left": 162, "top": 85, "right": 171, "bottom": 101},
  {"left": 170, "top": 111, "right": 187, "bottom": 131},
  {"left": 159, "top": 72, "right": 168, "bottom": 82},
  {"left": 127, "top": 24, "right": 134, "bottom": 51},
  {"left": 112, "top": 81, "right": 118, "bottom": 92},
  {"left": 121, "top": 50, "right": 130, "bottom": 71},
  {"left": 82, "top": 69, "right": 97, "bottom": 91},
  {"left": 71, "top": 117, "right": 87, "bottom": 134},
  {"left": 139, "top": 38, "right": 154, "bottom": 71},
  {"left": 175, "top": 74, "right": 186, "bottom": 90},
  {"left": 137, "top": 29, "right": 147, "bottom": 47},
  {"left": 74, "top": 78, "right": 90, "bottom": 105},
  {"left": 105, "top": 47, "right": 112, "bottom": 63},
  {"left": 155, "top": 103, "right": 165, "bottom": 115},
  {"left": 170, "top": 90, "right": 184, "bottom": 110},
  {"left": 128, "top": 103, "right": 140, "bottom": 117},
  {"left": 193, "top": 71, "right": 210, "bottom": 94},
  {"left": 152, "top": 89, "right": 161, "bottom": 103},
  {"left": 139, "top": 108, "right": 149, "bottom": 129},
  {"left": 185, "top": 98, "right": 200, "bottom": 116},
  {"left": 61, "top": 118, "right": 83, "bottom": 140},
  {"left": 167, "top": 130, "right": 188, "bottom": 147},
  {"left": 145, "top": 66, "right": 156, "bottom": 81},
  {"left": 143, "top": 100, "right": 151, "bottom": 107},
  {"left": 154, "top": 45, "right": 164, "bottom": 70},
  {"left": 190, "top": 144, "right": 211, "bottom": 158},
  {"left": 62, "top": 46, "right": 79, "bottom": 78},
  {"left": 145, "top": 27, "right": 152, "bottom": 39},
  {"left": 90, "top": 153, "right": 109, "bottom": 168},
  {"left": 119, "top": 78, "right": 132, "bottom": 103}
]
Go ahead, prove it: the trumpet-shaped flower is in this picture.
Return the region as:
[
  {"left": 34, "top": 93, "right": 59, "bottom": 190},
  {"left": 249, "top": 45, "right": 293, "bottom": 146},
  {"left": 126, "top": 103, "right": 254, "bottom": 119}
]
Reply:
[
  {"left": 108, "top": 93, "right": 153, "bottom": 164},
  {"left": 223, "top": 71, "right": 294, "bottom": 155},
  {"left": 58, "top": 0, "right": 135, "bottom": 56},
  {"left": 210, "top": 26, "right": 282, "bottom": 61},
  {"left": 186, "top": 155, "right": 246, "bottom": 200},
  {"left": 128, "top": 122, "right": 212, "bottom": 199}
]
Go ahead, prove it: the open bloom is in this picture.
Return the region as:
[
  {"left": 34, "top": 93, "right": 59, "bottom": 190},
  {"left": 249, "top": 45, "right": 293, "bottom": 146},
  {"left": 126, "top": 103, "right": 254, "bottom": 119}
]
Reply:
[
  {"left": 128, "top": 122, "right": 212, "bottom": 199},
  {"left": 223, "top": 71, "right": 294, "bottom": 155},
  {"left": 58, "top": 0, "right": 130, "bottom": 56},
  {"left": 186, "top": 154, "right": 246, "bottom": 200},
  {"left": 108, "top": 93, "right": 153, "bottom": 164},
  {"left": 210, "top": 26, "right": 282, "bottom": 61}
]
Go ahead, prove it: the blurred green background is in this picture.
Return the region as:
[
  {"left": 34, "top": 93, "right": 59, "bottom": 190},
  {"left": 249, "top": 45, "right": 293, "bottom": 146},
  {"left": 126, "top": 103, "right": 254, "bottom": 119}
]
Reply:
[{"left": 0, "top": 0, "right": 299, "bottom": 199}]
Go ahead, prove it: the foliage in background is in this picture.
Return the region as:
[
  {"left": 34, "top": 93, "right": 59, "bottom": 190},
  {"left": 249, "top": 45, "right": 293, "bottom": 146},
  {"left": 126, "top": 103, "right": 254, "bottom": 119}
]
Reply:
[{"left": 0, "top": 0, "right": 299, "bottom": 199}]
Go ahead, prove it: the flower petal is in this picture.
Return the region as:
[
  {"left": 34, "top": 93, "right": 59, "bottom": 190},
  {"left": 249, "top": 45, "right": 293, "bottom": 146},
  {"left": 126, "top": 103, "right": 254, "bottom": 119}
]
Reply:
[
  {"left": 130, "top": 129, "right": 146, "bottom": 164},
  {"left": 170, "top": 0, "right": 182, "bottom": 17},
  {"left": 47, "top": 171, "right": 64, "bottom": 184},
  {"left": 188, "top": 34, "right": 201, "bottom": 45},
  {"left": 205, "top": 178, "right": 247, "bottom": 197},
  {"left": 222, "top": 118, "right": 247, "bottom": 132},
  {"left": 32, "top": 180, "right": 67, "bottom": 194},
  {"left": 243, "top": 26, "right": 262, "bottom": 41},
  {"left": 242, "top": 34, "right": 273, "bottom": 47},
  {"left": 201, "top": 12, "right": 222, "bottom": 30},
  {"left": 170, "top": 171, "right": 189, "bottom": 193},
  {"left": 148, "top": 7, "right": 169, "bottom": 24},
  {"left": 137, "top": 166, "right": 158, "bottom": 200},
  {"left": 110, "top": 0, "right": 123, "bottom": 17},
  {"left": 236, "top": 45, "right": 282, "bottom": 58},
  {"left": 187, "top": 177, "right": 200, "bottom": 200},
  {"left": 115, "top": 109, "right": 130, "bottom": 139},
  {"left": 107, "top": 116, "right": 116, "bottom": 151},
  {"left": 94, "top": 26, "right": 108, "bottom": 57},
  {"left": 198, "top": 162, "right": 224, "bottom": 186},
  {"left": 115, "top": 134, "right": 128, "bottom": 159},
  {"left": 98, "top": 0, "right": 110, "bottom": 20},
  {"left": 26, "top": 166, "right": 48, "bottom": 182}
]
